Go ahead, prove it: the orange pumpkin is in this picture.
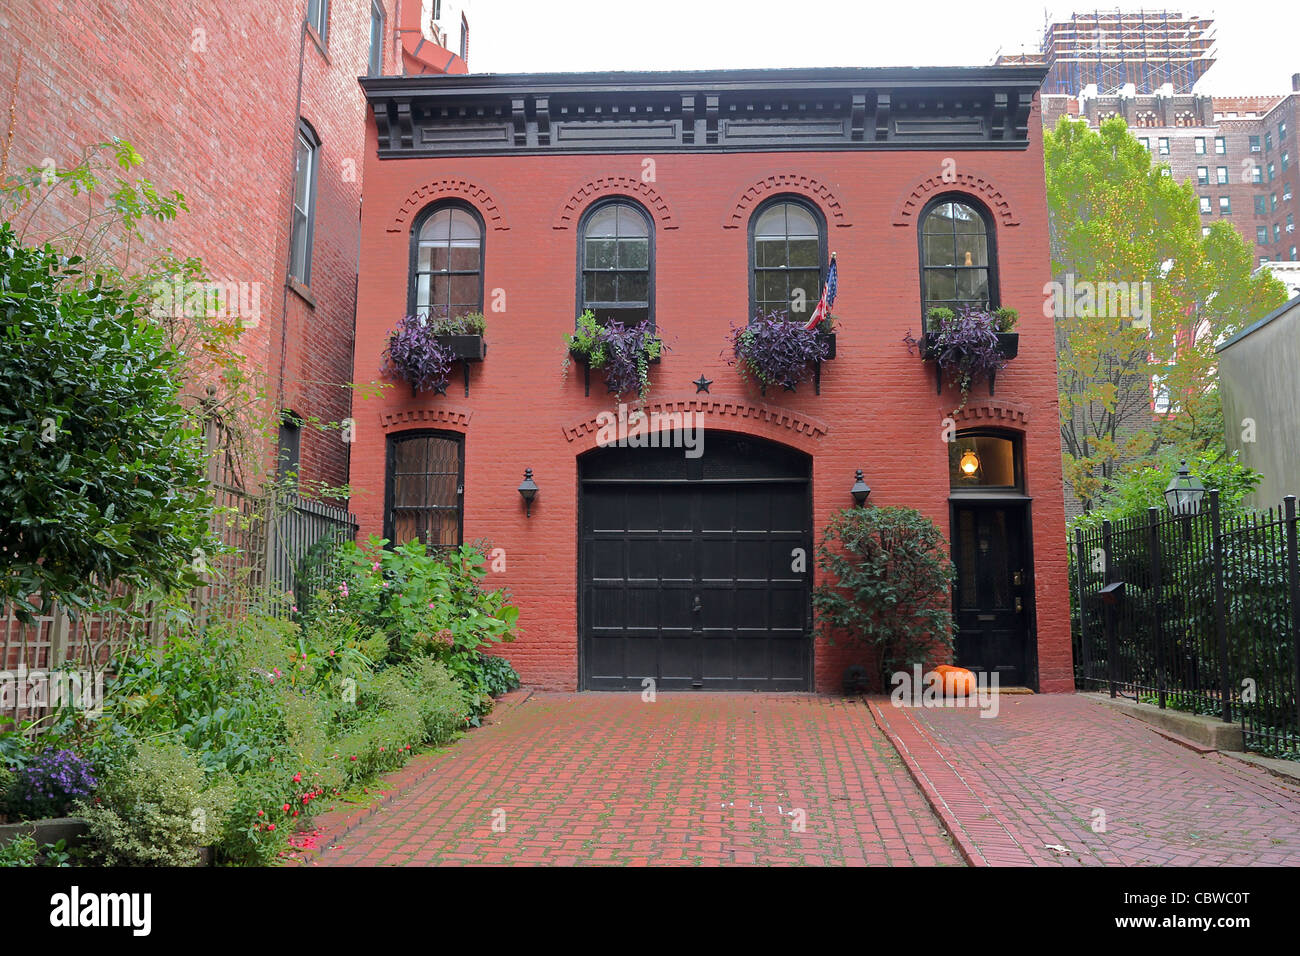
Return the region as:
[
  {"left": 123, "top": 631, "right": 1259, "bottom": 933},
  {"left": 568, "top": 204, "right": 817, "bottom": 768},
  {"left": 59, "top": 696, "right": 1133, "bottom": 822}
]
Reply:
[{"left": 933, "top": 664, "right": 976, "bottom": 697}]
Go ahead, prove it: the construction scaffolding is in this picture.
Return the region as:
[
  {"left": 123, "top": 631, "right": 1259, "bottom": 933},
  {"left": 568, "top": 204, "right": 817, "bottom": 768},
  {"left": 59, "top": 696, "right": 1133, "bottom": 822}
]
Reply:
[{"left": 997, "top": 10, "right": 1217, "bottom": 96}]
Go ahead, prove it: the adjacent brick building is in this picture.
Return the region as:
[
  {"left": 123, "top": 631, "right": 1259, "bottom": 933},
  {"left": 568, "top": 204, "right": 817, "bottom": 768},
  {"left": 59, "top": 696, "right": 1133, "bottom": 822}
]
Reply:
[
  {"left": 351, "top": 65, "right": 1074, "bottom": 694},
  {"left": 0, "top": 0, "right": 471, "bottom": 491},
  {"left": 1042, "top": 81, "right": 1300, "bottom": 267}
]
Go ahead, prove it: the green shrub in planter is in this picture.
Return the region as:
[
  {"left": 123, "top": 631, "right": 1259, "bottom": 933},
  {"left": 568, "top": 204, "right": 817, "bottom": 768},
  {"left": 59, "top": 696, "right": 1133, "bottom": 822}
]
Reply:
[{"left": 75, "top": 742, "right": 233, "bottom": 867}]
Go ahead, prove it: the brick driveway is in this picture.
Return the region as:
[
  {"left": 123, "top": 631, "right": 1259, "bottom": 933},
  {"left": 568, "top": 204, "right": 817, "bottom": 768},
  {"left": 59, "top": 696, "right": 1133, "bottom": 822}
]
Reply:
[
  {"left": 305, "top": 692, "right": 961, "bottom": 866},
  {"left": 302, "top": 691, "right": 1300, "bottom": 867},
  {"left": 872, "top": 693, "right": 1300, "bottom": 866}
]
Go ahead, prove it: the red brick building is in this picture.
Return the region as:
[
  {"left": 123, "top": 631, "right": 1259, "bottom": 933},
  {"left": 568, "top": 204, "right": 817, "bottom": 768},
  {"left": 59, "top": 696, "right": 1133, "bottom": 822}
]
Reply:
[
  {"left": 352, "top": 66, "right": 1074, "bottom": 694},
  {"left": 0, "top": 0, "right": 469, "bottom": 490}
]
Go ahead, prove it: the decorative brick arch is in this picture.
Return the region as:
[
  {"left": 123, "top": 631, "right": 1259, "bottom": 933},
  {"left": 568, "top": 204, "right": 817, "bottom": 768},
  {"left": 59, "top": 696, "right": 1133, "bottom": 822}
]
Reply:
[
  {"left": 892, "top": 172, "right": 1020, "bottom": 228},
  {"left": 379, "top": 406, "right": 473, "bottom": 431},
  {"left": 561, "top": 397, "right": 829, "bottom": 449},
  {"left": 388, "top": 179, "right": 508, "bottom": 234},
  {"left": 551, "top": 176, "right": 677, "bottom": 230},
  {"left": 951, "top": 400, "right": 1030, "bottom": 429},
  {"left": 723, "top": 174, "right": 851, "bottom": 230}
]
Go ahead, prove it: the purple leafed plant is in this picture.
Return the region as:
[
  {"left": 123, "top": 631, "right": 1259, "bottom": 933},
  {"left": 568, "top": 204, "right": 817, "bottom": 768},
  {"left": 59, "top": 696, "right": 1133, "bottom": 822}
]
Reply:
[
  {"left": 731, "top": 312, "right": 830, "bottom": 390},
  {"left": 382, "top": 314, "right": 455, "bottom": 393},
  {"left": 6, "top": 748, "right": 97, "bottom": 821},
  {"left": 566, "top": 311, "right": 664, "bottom": 403},
  {"left": 903, "top": 306, "right": 1008, "bottom": 401}
]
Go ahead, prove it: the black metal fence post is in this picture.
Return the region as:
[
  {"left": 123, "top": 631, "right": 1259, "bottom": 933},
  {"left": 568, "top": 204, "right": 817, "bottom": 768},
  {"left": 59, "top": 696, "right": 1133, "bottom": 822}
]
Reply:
[
  {"left": 1209, "top": 489, "right": 1233, "bottom": 723},
  {"left": 1286, "top": 495, "right": 1300, "bottom": 738},
  {"left": 1103, "top": 518, "right": 1116, "bottom": 698},
  {"left": 1075, "top": 527, "right": 1091, "bottom": 682},
  {"left": 1148, "top": 506, "right": 1166, "bottom": 710}
]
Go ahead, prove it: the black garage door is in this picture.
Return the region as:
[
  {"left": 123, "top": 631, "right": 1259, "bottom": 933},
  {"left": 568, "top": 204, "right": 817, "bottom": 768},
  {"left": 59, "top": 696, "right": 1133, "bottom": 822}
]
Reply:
[{"left": 579, "top": 433, "right": 812, "bottom": 691}]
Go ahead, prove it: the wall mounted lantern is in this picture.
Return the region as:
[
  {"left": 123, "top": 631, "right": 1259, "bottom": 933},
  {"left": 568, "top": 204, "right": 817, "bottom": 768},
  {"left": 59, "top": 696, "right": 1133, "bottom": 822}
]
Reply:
[
  {"left": 958, "top": 447, "right": 982, "bottom": 480},
  {"left": 518, "top": 468, "right": 538, "bottom": 517},
  {"left": 850, "top": 470, "right": 871, "bottom": 507}
]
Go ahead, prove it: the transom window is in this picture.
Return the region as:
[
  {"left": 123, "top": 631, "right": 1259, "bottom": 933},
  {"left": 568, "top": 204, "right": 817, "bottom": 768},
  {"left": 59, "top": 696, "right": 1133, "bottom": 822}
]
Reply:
[
  {"left": 920, "top": 198, "right": 995, "bottom": 316},
  {"left": 750, "top": 198, "right": 824, "bottom": 323},
  {"left": 579, "top": 200, "right": 652, "bottom": 325},
  {"left": 385, "top": 432, "right": 464, "bottom": 551},
  {"left": 949, "top": 432, "right": 1020, "bottom": 489},
  {"left": 411, "top": 204, "right": 483, "bottom": 319}
]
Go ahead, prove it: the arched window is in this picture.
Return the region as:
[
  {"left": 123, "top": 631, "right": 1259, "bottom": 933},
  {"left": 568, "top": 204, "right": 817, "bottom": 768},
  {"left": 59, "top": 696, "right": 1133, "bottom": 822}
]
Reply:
[
  {"left": 578, "top": 199, "right": 652, "bottom": 325},
  {"left": 749, "top": 197, "right": 826, "bottom": 324},
  {"left": 385, "top": 431, "right": 464, "bottom": 550},
  {"left": 410, "top": 202, "right": 483, "bottom": 320},
  {"left": 920, "top": 196, "right": 996, "bottom": 317}
]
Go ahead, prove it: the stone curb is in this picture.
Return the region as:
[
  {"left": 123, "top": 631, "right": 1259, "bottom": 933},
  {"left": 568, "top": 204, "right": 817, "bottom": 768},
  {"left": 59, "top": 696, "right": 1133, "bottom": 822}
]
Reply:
[{"left": 1083, "top": 692, "right": 1243, "bottom": 752}]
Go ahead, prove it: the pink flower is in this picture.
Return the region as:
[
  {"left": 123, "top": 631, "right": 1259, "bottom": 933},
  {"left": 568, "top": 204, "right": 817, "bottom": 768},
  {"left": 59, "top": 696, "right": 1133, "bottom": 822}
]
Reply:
[
  {"left": 350, "top": 755, "right": 357, "bottom": 762},
  {"left": 291, "top": 605, "right": 299, "bottom": 613},
  {"left": 372, "top": 561, "right": 381, "bottom": 572},
  {"left": 328, "top": 650, "right": 335, "bottom": 657},
  {"left": 293, "top": 773, "right": 302, "bottom": 783},
  {"left": 282, "top": 803, "right": 291, "bottom": 812},
  {"left": 268, "top": 824, "right": 276, "bottom": 832},
  {"left": 257, "top": 810, "right": 264, "bottom": 817}
]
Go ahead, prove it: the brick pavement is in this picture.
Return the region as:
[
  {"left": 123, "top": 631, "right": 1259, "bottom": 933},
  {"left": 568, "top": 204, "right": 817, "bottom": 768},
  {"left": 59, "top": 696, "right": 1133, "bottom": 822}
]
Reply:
[
  {"left": 306, "top": 692, "right": 961, "bottom": 866},
  {"left": 872, "top": 693, "right": 1300, "bottom": 866}
]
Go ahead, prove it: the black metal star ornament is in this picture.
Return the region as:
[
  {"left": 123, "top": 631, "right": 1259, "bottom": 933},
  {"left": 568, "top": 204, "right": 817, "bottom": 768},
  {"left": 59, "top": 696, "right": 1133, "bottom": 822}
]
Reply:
[{"left": 693, "top": 374, "right": 712, "bottom": 393}]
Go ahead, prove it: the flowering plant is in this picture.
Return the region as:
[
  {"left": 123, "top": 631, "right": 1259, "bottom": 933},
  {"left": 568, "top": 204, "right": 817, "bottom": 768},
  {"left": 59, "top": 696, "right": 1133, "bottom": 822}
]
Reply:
[
  {"left": 730, "top": 312, "right": 830, "bottom": 391},
  {"left": 4, "top": 748, "right": 97, "bottom": 820},
  {"left": 905, "top": 306, "right": 1013, "bottom": 402},
  {"left": 382, "top": 314, "right": 455, "bottom": 393},
  {"left": 565, "top": 310, "right": 663, "bottom": 403}
]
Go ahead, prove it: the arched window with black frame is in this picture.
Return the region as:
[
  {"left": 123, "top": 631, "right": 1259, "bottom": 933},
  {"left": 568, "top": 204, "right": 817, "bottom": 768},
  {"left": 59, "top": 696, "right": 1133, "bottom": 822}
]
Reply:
[
  {"left": 919, "top": 195, "right": 998, "bottom": 318},
  {"left": 578, "top": 199, "right": 653, "bottom": 326},
  {"left": 409, "top": 201, "right": 484, "bottom": 321},
  {"left": 384, "top": 430, "right": 464, "bottom": 551},
  {"left": 749, "top": 197, "right": 826, "bottom": 324}
]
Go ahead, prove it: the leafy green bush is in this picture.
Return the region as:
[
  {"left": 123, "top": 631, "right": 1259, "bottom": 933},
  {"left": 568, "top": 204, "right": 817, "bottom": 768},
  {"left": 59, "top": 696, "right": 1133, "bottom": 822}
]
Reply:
[
  {"left": 0, "top": 220, "right": 212, "bottom": 618},
  {"left": 813, "top": 506, "right": 956, "bottom": 685},
  {"left": 76, "top": 741, "right": 234, "bottom": 866},
  {"left": 0, "top": 834, "right": 73, "bottom": 867}
]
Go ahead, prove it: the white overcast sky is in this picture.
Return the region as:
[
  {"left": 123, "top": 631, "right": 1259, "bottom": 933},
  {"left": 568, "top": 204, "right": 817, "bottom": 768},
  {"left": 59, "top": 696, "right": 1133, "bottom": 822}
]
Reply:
[{"left": 472, "top": 1, "right": 1298, "bottom": 95}]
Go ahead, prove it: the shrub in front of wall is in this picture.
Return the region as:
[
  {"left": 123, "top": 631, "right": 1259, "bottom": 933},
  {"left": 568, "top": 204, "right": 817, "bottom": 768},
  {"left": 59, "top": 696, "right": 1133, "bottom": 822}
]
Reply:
[{"left": 75, "top": 741, "right": 233, "bottom": 867}]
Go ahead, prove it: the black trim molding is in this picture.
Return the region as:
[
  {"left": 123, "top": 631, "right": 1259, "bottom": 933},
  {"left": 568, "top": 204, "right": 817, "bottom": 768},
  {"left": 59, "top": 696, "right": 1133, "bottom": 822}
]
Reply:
[{"left": 361, "top": 66, "right": 1045, "bottom": 158}]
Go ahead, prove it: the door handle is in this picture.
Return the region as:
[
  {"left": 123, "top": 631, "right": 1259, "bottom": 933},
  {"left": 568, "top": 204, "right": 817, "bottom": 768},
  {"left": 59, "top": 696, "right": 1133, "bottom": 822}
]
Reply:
[
  {"left": 1015, "top": 597, "right": 1023, "bottom": 613},
  {"left": 692, "top": 595, "right": 702, "bottom": 613}
]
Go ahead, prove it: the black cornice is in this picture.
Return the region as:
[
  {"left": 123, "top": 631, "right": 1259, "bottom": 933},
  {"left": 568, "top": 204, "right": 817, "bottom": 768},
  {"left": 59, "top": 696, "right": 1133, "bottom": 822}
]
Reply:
[{"left": 361, "top": 66, "right": 1047, "bottom": 157}]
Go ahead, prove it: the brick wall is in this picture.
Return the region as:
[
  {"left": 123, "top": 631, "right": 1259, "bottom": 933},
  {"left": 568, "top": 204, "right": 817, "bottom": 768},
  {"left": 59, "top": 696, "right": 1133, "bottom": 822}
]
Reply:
[
  {"left": 352, "top": 98, "right": 1075, "bottom": 694},
  {"left": 0, "top": 0, "right": 401, "bottom": 490}
]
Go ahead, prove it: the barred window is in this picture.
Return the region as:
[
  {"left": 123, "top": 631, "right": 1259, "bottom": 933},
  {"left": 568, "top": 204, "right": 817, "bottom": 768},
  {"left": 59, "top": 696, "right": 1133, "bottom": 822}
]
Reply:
[{"left": 385, "top": 432, "right": 464, "bottom": 551}]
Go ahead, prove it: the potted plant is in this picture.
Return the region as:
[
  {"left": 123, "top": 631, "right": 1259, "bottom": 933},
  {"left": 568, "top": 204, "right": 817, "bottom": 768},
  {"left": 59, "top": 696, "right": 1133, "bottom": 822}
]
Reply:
[
  {"left": 564, "top": 310, "right": 663, "bottom": 404},
  {"left": 730, "top": 311, "right": 832, "bottom": 393},
  {"left": 906, "top": 306, "right": 1019, "bottom": 401},
  {"left": 429, "top": 310, "right": 487, "bottom": 362},
  {"left": 382, "top": 314, "right": 455, "bottom": 395}
]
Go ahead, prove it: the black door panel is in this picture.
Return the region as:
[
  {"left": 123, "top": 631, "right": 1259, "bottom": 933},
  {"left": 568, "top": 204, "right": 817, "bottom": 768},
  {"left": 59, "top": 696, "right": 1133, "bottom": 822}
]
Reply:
[
  {"left": 952, "top": 503, "right": 1029, "bottom": 686},
  {"left": 580, "top": 436, "right": 811, "bottom": 691}
]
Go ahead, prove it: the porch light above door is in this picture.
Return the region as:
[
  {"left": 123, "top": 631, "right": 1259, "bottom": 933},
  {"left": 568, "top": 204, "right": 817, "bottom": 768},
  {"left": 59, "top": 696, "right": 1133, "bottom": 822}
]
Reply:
[{"left": 1163, "top": 459, "right": 1205, "bottom": 516}]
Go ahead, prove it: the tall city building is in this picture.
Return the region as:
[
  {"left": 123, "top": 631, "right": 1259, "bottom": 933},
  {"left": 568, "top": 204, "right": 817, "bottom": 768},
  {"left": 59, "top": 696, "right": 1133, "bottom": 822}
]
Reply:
[{"left": 1006, "top": 11, "right": 1298, "bottom": 267}]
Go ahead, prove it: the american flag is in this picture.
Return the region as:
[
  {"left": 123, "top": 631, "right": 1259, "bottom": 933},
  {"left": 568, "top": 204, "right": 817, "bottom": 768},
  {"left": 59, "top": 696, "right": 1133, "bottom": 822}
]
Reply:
[{"left": 804, "top": 254, "right": 837, "bottom": 330}]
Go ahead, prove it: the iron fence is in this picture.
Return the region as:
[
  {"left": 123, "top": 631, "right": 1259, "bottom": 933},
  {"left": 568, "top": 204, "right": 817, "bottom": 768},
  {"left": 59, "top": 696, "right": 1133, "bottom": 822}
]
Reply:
[{"left": 1071, "top": 491, "right": 1300, "bottom": 757}]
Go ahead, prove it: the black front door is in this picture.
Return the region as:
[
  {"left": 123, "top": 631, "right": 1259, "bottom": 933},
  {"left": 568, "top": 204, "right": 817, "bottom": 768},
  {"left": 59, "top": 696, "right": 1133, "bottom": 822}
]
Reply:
[
  {"left": 579, "top": 434, "right": 811, "bottom": 691},
  {"left": 951, "top": 503, "right": 1030, "bottom": 686}
]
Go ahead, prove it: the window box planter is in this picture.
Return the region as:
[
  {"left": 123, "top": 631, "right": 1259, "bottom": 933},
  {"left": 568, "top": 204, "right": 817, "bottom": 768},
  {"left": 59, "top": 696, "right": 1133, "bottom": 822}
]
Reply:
[
  {"left": 731, "top": 313, "right": 835, "bottom": 395},
  {"left": 911, "top": 307, "right": 1019, "bottom": 398},
  {"left": 434, "top": 333, "right": 487, "bottom": 362},
  {"left": 564, "top": 311, "right": 664, "bottom": 403}
]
